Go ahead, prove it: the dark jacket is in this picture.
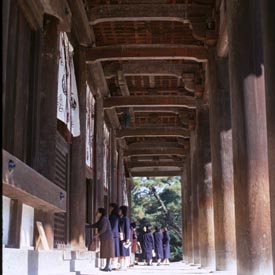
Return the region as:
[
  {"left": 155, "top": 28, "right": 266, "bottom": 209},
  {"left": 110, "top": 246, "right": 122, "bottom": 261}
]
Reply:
[
  {"left": 143, "top": 231, "right": 155, "bottom": 261},
  {"left": 163, "top": 231, "right": 171, "bottom": 259},
  {"left": 119, "top": 215, "right": 131, "bottom": 256},
  {"left": 109, "top": 212, "right": 119, "bottom": 238},
  {"left": 90, "top": 216, "right": 113, "bottom": 241},
  {"left": 154, "top": 231, "right": 164, "bottom": 259},
  {"left": 119, "top": 215, "right": 131, "bottom": 241}
]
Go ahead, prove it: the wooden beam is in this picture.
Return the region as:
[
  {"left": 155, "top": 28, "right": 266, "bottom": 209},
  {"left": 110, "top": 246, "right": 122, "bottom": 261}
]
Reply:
[
  {"left": 104, "top": 61, "right": 200, "bottom": 79},
  {"left": 131, "top": 170, "right": 183, "bottom": 177},
  {"left": 127, "top": 161, "right": 184, "bottom": 168},
  {"left": 2, "top": 150, "right": 67, "bottom": 212},
  {"left": 41, "top": 0, "right": 71, "bottom": 31},
  {"left": 88, "top": 4, "right": 211, "bottom": 25},
  {"left": 86, "top": 45, "right": 209, "bottom": 63},
  {"left": 124, "top": 147, "right": 187, "bottom": 156},
  {"left": 117, "top": 70, "right": 134, "bottom": 118},
  {"left": 133, "top": 107, "right": 194, "bottom": 113},
  {"left": 117, "top": 128, "right": 190, "bottom": 138},
  {"left": 128, "top": 141, "right": 188, "bottom": 149},
  {"left": 67, "top": 0, "right": 93, "bottom": 46},
  {"left": 127, "top": 88, "right": 195, "bottom": 96},
  {"left": 216, "top": 14, "right": 228, "bottom": 57},
  {"left": 104, "top": 96, "right": 196, "bottom": 109}
]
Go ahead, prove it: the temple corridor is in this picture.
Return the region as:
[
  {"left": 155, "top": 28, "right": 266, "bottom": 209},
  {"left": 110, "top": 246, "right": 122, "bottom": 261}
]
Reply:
[{"left": 2, "top": 0, "right": 275, "bottom": 275}]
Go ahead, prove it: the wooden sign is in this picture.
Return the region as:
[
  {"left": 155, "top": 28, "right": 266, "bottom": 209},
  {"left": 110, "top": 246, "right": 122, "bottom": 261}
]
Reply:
[{"left": 35, "top": 221, "right": 50, "bottom": 250}]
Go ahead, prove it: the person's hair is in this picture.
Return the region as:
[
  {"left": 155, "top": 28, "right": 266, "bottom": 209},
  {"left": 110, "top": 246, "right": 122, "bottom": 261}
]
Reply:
[
  {"left": 162, "top": 226, "right": 168, "bottom": 232},
  {"left": 109, "top": 203, "right": 118, "bottom": 214},
  {"left": 131, "top": 222, "right": 136, "bottom": 228},
  {"left": 155, "top": 226, "right": 160, "bottom": 232},
  {"left": 98, "top": 208, "right": 106, "bottom": 217},
  {"left": 119, "top": 205, "right": 128, "bottom": 216},
  {"left": 146, "top": 224, "right": 152, "bottom": 232}
]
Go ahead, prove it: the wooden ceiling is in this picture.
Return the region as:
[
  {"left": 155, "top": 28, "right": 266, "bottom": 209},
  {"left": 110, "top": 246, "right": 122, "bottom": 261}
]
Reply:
[{"left": 83, "top": 0, "right": 217, "bottom": 177}]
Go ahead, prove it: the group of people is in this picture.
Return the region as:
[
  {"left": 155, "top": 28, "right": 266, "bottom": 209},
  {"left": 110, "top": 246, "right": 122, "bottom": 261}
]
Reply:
[
  {"left": 140, "top": 225, "right": 171, "bottom": 266},
  {"left": 87, "top": 204, "right": 170, "bottom": 272}
]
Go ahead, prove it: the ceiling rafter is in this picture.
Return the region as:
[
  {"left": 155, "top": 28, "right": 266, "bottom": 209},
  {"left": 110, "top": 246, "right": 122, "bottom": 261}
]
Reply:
[
  {"left": 103, "top": 95, "right": 196, "bottom": 109},
  {"left": 86, "top": 44, "right": 209, "bottom": 63},
  {"left": 116, "top": 128, "right": 190, "bottom": 139}
]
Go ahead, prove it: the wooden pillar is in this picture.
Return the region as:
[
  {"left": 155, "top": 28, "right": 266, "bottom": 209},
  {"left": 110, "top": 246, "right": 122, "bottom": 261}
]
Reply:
[
  {"left": 95, "top": 96, "right": 104, "bottom": 209},
  {"left": 228, "top": 1, "right": 273, "bottom": 274},
  {"left": 208, "top": 52, "right": 236, "bottom": 272},
  {"left": 184, "top": 154, "right": 193, "bottom": 263},
  {"left": 261, "top": 1, "right": 275, "bottom": 272},
  {"left": 35, "top": 16, "right": 60, "bottom": 249},
  {"left": 110, "top": 128, "right": 118, "bottom": 203},
  {"left": 117, "top": 148, "right": 124, "bottom": 206},
  {"left": 196, "top": 105, "right": 215, "bottom": 269},
  {"left": 181, "top": 167, "right": 188, "bottom": 262},
  {"left": 7, "top": 199, "right": 22, "bottom": 248},
  {"left": 69, "top": 47, "right": 86, "bottom": 249},
  {"left": 127, "top": 178, "right": 132, "bottom": 218},
  {"left": 190, "top": 132, "right": 199, "bottom": 264},
  {"left": 181, "top": 170, "right": 186, "bottom": 261}
]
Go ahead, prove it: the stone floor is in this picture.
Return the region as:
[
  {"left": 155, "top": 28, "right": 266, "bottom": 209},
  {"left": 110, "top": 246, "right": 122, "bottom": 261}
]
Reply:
[{"left": 82, "top": 262, "right": 234, "bottom": 275}]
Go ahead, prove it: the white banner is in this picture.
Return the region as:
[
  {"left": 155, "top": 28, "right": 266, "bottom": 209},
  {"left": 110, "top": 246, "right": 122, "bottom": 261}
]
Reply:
[
  {"left": 57, "top": 32, "right": 80, "bottom": 137},
  {"left": 103, "top": 122, "right": 110, "bottom": 190},
  {"left": 86, "top": 83, "right": 95, "bottom": 167}
]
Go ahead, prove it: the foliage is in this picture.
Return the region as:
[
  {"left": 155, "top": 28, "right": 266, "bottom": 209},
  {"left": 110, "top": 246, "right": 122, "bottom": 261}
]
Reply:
[{"left": 131, "top": 176, "right": 183, "bottom": 261}]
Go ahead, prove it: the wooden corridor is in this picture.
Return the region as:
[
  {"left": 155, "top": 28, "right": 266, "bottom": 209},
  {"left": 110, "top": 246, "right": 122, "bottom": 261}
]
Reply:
[{"left": 2, "top": 1, "right": 275, "bottom": 275}]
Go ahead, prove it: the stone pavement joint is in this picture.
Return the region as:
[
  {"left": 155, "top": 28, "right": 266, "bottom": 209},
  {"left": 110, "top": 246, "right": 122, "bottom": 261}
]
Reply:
[{"left": 81, "top": 262, "right": 236, "bottom": 275}]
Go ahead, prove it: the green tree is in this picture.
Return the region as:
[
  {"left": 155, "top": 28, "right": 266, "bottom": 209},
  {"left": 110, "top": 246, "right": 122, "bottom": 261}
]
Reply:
[{"left": 131, "top": 176, "right": 183, "bottom": 261}]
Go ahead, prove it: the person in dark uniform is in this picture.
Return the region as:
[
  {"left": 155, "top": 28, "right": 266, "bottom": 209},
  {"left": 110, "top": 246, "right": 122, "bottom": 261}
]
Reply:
[
  {"left": 143, "top": 225, "right": 155, "bottom": 266},
  {"left": 118, "top": 205, "right": 131, "bottom": 270},
  {"left": 87, "top": 208, "right": 114, "bottom": 272},
  {"left": 141, "top": 226, "right": 147, "bottom": 262},
  {"left": 153, "top": 226, "right": 164, "bottom": 266},
  {"left": 162, "top": 227, "right": 171, "bottom": 265},
  {"left": 109, "top": 203, "right": 120, "bottom": 270}
]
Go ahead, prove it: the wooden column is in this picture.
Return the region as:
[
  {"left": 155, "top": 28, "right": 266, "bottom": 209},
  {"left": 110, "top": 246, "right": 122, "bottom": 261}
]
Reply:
[
  {"left": 110, "top": 128, "right": 118, "bottom": 203},
  {"left": 181, "top": 170, "right": 186, "bottom": 261},
  {"left": 117, "top": 148, "right": 124, "bottom": 206},
  {"left": 69, "top": 47, "right": 87, "bottom": 249},
  {"left": 183, "top": 154, "right": 193, "bottom": 263},
  {"left": 208, "top": 52, "right": 236, "bottom": 272},
  {"left": 35, "top": 16, "right": 60, "bottom": 249},
  {"left": 95, "top": 96, "right": 104, "bottom": 209},
  {"left": 261, "top": 1, "right": 275, "bottom": 272},
  {"left": 190, "top": 132, "right": 199, "bottom": 264},
  {"left": 7, "top": 199, "right": 22, "bottom": 248},
  {"left": 228, "top": 1, "right": 273, "bottom": 274},
  {"left": 127, "top": 178, "right": 132, "bottom": 218},
  {"left": 181, "top": 167, "right": 188, "bottom": 262},
  {"left": 196, "top": 105, "right": 215, "bottom": 268}
]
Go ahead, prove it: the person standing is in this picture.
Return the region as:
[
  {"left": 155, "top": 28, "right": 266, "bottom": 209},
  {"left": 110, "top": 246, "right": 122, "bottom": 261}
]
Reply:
[
  {"left": 143, "top": 225, "right": 155, "bottom": 266},
  {"left": 162, "top": 227, "right": 170, "bottom": 265},
  {"left": 153, "top": 226, "right": 164, "bottom": 266},
  {"left": 140, "top": 226, "right": 147, "bottom": 265},
  {"left": 109, "top": 203, "right": 120, "bottom": 270},
  {"left": 118, "top": 205, "right": 131, "bottom": 270},
  {"left": 87, "top": 208, "right": 114, "bottom": 272},
  {"left": 130, "top": 222, "right": 140, "bottom": 267}
]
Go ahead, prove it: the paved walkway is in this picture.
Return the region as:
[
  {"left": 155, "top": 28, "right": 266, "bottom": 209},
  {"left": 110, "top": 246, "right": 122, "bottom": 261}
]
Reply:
[{"left": 83, "top": 262, "right": 234, "bottom": 275}]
